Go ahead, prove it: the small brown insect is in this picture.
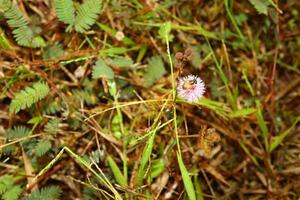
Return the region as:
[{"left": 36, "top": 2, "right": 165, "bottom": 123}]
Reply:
[{"left": 182, "top": 79, "right": 197, "bottom": 90}]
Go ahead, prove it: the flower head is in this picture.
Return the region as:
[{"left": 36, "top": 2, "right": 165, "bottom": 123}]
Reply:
[{"left": 177, "top": 74, "right": 205, "bottom": 102}]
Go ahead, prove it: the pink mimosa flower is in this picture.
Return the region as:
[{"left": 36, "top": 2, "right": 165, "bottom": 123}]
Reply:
[{"left": 177, "top": 75, "right": 205, "bottom": 102}]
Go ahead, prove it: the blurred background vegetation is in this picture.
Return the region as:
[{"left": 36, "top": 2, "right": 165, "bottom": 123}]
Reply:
[{"left": 0, "top": 0, "right": 300, "bottom": 199}]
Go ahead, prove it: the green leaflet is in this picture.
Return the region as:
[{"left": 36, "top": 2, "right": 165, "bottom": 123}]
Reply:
[
  {"left": 249, "top": 0, "right": 270, "bottom": 15},
  {"left": 1, "top": 3, "right": 45, "bottom": 47},
  {"left": 55, "top": 0, "right": 102, "bottom": 33},
  {"left": 9, "top": 82, "right": 50, "bottom": 114},
  {"left": 144, "top": 55, "right": 166, "bottom": 87},
  {"left": 92, "top": 59, "right": 114, "bottom": 79},
  {"left": 21, "top": 186, "right": 62, "bottom": 200},
  {"left": 34, "top": 140, "right": 52, "bottom": 157}
]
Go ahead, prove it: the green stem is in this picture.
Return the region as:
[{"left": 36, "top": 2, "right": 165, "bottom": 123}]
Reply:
[
  {"left": 114, "top": 95, "right": 128, "bottom": 185},
  {"left": 166, "top": 34, "right": 176, "bottom": 101},
  {"left": 165, "top": 33, "right": 181, "bottom": 155}
]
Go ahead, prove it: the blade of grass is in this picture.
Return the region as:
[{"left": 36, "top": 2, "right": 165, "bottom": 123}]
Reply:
[
  {"left": 136, "top": 45, "right": 148, "bottom": 62},
  {"left": 84, "top": 35, "right": 96, "bottom": 49},
  {"left": 177, "top": 152, "right": 196, "bottom": 200},
  {"left": 255, "top": 99, "right": 269, "bottom": 151},
  {"left": 177, "top": 99, "right": 230, "bottom": 119},
  {"left": 0, "top": 28, "right": 13, "bottom": 49},
  {"left": 205, "top": 38, "right": 237, "bottom": 110},
  {"left": 224, "top": 0, "right": 245, "bottom": 40},
  {"left": 149, "top": 159, "right": 166, "bottom": 180},
  {"left": 137, "top": 123, "right": 159, "bottom": 185},
  {"left": 228, "top": 107, "right": 257, "bottom": 118},
  {"left": 239, "top": 141, "right": 259, "bottom": 166},
  {"left": 270, "top": 115, "right": 300, "bottom": 152},
  {"left": 193, "top": 176, "right": 204, "bottom": 200},
  {"left": 196, "top": 98, "right": 230, "bottom": 119},
  {"left": 107, "top": 155, "right": 127, "bottom": 188},
  {"left": 277, "top": 60, "right": 300, "bottom": 75},
  {"left": 242, "top": 70, "right": 255, "bottom": 96}
]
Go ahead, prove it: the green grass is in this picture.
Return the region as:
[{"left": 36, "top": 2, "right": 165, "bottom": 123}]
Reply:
[{"left": 0, "top": 1, "right": 299, "bottom": 199}]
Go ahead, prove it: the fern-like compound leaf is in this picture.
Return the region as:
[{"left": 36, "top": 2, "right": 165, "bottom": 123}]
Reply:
[
  {"left": 21, "top": 186, "right": 62, "bottom": 200},
  {"left": 144, "top": 55, "right": 166, "bottom": 87},
  {"left": 54, "top": 0, "right": 102, "bottom": 33},
  {"left": 9, "top": 82, "right": 50, "bottom": 114},
  {"left": 4, "top": 5, "right": 28, "bottom": 28},
  {"left": 12, "top": 26, "right": 33, "bottom": 47},
  {"left": 0, "top": 0, "right": 12, "bottom": 12},
  {"left": 4, "top": 5, "right": 33, "bottom": 46},
  {"left": 83, "top": 187, "right": 98, "bottom": 200},
  {"left": 55, "top": 0, "right": 75, "bottom": 27},
  {"left": 44, "top": 118, "right": 61, "bottom": 134},
  {"left": 74, "top": 0, "right": 102, "bottom": 33},
  {"left": 2, "top": 186, "right": 22, "bottom": 200},
  {"left": 34, "top": 140, "right": 52, "bottom": 157},
  {"left": 2, "top": 3, "right": 45, "bottom": 47},
  {"left": 0, "top": 175, "right": 22, "bottom": 200},
  {"left": 7, "top": 126, "right": 31, "bottom": 140},
  {"left": 43, "top": 43, "right": 64, "bottom": 60},
  {"left": 0, "top": 175, "right": 13, "bottom": 194}
]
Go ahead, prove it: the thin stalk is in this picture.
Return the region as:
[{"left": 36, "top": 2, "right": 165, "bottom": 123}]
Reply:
[
  {"left": 165, "top": 34, "right": 181, "bottom": 154},
  {"left": 166, "top": 35, "right": 176, "bottom": 101},
  {"left": 114, "top": 95, "right": 128, "bottom": 185}
]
